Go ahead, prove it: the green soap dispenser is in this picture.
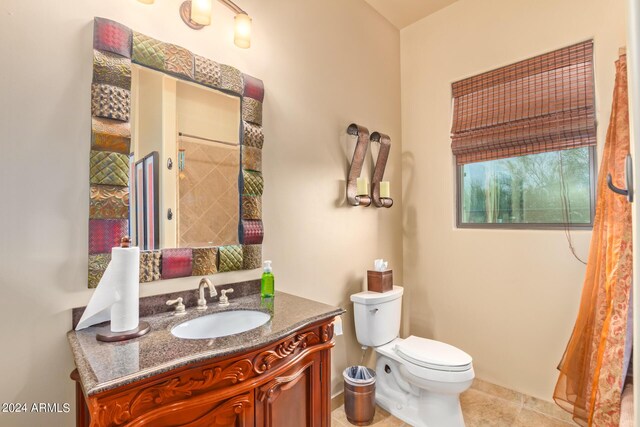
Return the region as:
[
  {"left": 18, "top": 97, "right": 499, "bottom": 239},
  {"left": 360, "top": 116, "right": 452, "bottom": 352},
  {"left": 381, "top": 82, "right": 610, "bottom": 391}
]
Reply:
[{"left": 261, "top": 260, "right": 274, "bottom": 298}]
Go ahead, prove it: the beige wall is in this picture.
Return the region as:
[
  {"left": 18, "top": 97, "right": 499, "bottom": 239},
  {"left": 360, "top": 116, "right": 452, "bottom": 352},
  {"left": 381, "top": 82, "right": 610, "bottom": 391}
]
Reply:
[
  {"left": 3, "top": 0, "right": 625, "bottom": 422},
  {"left": 401, "top": 0, "right": 626, "bottom": 401},
  {"left": 0, "top": 1, "right": 401, "bottom": 424}
]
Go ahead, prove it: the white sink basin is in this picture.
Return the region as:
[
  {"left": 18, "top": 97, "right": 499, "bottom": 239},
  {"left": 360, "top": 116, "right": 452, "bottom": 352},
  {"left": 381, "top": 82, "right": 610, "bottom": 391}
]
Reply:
[{"left": 171, "top": 310, "right": 271, "bottom": 340}]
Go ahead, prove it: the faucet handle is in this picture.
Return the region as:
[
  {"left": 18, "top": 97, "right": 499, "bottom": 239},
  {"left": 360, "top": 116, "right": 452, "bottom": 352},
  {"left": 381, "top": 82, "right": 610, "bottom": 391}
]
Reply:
[
  {"left": 219, "top": 288, "right": 234, "bottom": 306},
  {"left": 166, "top": 297, "right": 186, "bottom": 315}
]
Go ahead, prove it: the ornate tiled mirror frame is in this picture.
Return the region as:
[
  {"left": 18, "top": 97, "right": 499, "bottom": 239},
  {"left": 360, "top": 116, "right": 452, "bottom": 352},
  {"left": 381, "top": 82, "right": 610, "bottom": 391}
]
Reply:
[{"left": 88, "top": 17, "right": 264, "bottom": 288}]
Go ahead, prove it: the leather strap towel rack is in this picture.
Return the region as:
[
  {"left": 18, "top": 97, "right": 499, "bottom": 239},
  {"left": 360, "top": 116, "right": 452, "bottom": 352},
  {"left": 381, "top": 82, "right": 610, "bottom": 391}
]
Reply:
[
  {"left": 346, "top": 123, "right": 371, "bottom": 207},
  {"left": 370, "top": 131, "right": 393, "bottom": 208}
]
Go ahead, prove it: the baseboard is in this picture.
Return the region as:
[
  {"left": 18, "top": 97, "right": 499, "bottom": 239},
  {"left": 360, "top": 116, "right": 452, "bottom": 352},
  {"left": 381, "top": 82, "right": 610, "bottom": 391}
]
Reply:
[{"left": 331, "top": 391, "right": 344, "bottom": 411}]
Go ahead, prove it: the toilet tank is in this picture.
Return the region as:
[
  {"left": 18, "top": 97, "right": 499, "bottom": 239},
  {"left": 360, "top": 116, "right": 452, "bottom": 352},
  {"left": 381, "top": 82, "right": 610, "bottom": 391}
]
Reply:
[{"left": 350, "top": 286, "right": 403, "bottom": 347}]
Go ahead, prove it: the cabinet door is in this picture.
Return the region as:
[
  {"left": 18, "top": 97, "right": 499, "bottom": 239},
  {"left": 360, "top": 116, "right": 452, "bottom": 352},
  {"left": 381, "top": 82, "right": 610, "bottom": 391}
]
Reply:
[
  {"left": 181, "top": 392, "right": 255, "bottom": 427},
  {"left": 127, "top": 392, "right": 255, "bottom": 427},
  {"left": 255, "top": 352, "right": 324, "bottom": 427}
]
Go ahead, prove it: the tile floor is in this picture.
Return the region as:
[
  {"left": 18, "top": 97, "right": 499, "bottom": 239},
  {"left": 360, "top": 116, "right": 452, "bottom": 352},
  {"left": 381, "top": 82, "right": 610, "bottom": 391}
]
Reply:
[{"left": 331, "top": 388, "right": 577, "bottom": 427}]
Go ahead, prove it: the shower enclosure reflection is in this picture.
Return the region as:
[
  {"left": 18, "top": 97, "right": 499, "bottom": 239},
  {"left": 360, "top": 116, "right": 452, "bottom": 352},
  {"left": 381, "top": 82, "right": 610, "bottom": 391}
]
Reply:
[{"left": 130, "top": 65, "right": 241, "bottom": 250}]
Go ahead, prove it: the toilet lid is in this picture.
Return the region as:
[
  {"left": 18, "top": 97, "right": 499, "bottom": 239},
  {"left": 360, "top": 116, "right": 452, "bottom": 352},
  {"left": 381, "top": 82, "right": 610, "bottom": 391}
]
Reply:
[{"left": 395, "top": 336, "right": 472, "bottom": 372}]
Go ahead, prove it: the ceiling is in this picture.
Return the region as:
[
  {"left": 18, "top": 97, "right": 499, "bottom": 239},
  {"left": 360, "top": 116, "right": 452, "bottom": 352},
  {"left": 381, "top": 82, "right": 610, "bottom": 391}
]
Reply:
[{"left": 364, "top": 0, "right": 459, "bottom": 29}]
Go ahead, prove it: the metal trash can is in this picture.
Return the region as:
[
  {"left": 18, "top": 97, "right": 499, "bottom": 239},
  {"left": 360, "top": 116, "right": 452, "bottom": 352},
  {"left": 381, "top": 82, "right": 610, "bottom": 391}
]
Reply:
[{"left": 343, "top": 366, "right": 376, "bottom": 426}]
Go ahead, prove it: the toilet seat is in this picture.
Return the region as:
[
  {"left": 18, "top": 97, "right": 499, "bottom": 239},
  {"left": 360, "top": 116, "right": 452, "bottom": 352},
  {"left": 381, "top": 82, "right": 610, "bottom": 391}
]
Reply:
[{"left": 395, "top": 336, "right": 472, "bottom": 372}]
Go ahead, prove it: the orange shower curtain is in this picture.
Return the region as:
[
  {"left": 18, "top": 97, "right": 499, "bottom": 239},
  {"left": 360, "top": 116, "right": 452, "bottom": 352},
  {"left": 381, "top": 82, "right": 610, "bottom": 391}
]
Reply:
[{"left": 554, "top": 54, "right": 632, "bottom": 427}]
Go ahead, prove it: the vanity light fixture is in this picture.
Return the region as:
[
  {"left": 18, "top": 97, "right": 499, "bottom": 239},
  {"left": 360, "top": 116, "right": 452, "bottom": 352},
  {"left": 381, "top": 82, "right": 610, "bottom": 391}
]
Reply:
[
  {"left": 137, "top": 0, "right": 154, "bottom": 4},
  {"left": 234, "top": 12, "right": 252, "bottom": 48},
  {"left": 179, "top": 1, "right": 206, "bottom": 29},
  {"left": 178, "top": 0, "right": 252, "bottom": 49},
  {"left": 190, "top": 0, "right": 213, "bottom": 26}
]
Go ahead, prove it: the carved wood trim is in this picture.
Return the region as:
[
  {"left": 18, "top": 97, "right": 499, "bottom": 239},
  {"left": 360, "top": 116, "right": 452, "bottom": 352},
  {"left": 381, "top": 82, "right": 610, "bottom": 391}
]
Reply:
[
  {"left": 256, "top": 360, "right": 314, "bottom": 403},
  {"left": 253, "top": 331, "right": 320, "bottom": 374},
  {"left": 129, "top": 359, "right": 253, "bottom": 413},
  {"left": 124, "top": 391, "right": 254, "bottom": 427},
  {"left": 83, "top": 318, "right": 336, "bottom": 427},
  {"left": 93, "top": 359, "right": 254, "bottom": 425},
  {"left": 321, "top": 322, "right": 334, "bottom": 343},
  {"left": 179, "top": 393, "right": 252, "bottom": 427}
]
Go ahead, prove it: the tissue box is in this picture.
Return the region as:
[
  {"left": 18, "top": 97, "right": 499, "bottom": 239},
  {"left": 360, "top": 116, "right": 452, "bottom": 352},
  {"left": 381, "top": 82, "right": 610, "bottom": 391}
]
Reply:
[{"left": 367, "top": 270, "right": 393, "bottom": 293}]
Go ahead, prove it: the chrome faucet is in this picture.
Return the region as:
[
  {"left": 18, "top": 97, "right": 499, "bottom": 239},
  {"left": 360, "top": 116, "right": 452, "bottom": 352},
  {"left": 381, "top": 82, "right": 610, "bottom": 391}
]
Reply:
[{"left": 197, "top": 278, "right": 217, "bottom": 310}]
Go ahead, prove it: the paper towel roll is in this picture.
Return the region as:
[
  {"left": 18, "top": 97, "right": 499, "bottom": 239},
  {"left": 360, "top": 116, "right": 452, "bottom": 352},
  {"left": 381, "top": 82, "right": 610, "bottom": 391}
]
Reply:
[
  {"left": 110, "top": 246, "right": 140, "bottom": 332},
  {"left": 76, "top": 246, "right": 140, "bottom": 332}
]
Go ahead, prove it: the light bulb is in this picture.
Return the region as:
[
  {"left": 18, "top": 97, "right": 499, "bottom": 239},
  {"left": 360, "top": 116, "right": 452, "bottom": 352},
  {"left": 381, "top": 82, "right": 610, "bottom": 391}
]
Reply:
[
  {"left": 191, "top": 0, "right": 212, "bottom": 26},
  {"left": 234, "top": 13, "right": 252, "bottom": 49},
  {"left": 137, "top": 0, "right": 154, "bottom": 3}
]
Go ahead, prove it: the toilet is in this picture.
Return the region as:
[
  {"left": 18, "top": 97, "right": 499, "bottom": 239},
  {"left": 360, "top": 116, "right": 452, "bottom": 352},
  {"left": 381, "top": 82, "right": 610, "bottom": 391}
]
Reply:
[{"left": 351, "top": 286, "right": 474, "bottom": 427}]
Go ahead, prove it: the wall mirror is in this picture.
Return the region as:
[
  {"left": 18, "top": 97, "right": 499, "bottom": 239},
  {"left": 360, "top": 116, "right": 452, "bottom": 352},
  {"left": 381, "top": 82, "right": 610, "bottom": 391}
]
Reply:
[
  {"left": 88, "top": 17, "right": 265, "bottom": 288},
  {"left": 131, "top": 66, "right": 241, "bottom": 249}
]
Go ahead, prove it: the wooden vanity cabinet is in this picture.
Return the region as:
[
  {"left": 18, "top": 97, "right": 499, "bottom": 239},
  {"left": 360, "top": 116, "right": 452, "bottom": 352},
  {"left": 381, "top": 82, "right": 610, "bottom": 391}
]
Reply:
[
  {"left": 71, "top": 318, "right": 335, "bottom": 427},
  {"left": 255, "top": 351, "right": 326, "bottom": 427}
]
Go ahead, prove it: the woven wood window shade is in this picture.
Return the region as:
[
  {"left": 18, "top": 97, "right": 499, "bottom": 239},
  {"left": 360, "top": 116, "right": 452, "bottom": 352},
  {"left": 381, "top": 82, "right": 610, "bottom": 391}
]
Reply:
[{"left": 451, "top": 40, "right": 595, "bottom": 165}]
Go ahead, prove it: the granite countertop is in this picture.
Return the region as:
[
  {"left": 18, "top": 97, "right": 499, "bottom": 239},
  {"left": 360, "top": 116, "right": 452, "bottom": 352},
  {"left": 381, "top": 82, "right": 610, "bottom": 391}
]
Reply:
[{"left": 68, "top": 291, "right": 344, "bottom": 396}]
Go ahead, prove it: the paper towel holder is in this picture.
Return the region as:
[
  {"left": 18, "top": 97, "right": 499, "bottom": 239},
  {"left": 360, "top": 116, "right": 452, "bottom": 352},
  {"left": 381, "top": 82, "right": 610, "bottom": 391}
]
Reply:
[
  {"left": 96, "top": 321, "right": 151, "bottom": 342},
  {"left": 96, "top": 237, "right": 151, "bottom": 343}
]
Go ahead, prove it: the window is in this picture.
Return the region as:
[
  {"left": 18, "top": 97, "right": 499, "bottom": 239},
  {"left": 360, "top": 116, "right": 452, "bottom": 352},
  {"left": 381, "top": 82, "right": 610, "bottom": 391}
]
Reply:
[
  {"left": 451, "top": 41, "right": 596, "bottom": 228},
  {"left": 459, "top": 147, "right": 594, "bottom": 226}
]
